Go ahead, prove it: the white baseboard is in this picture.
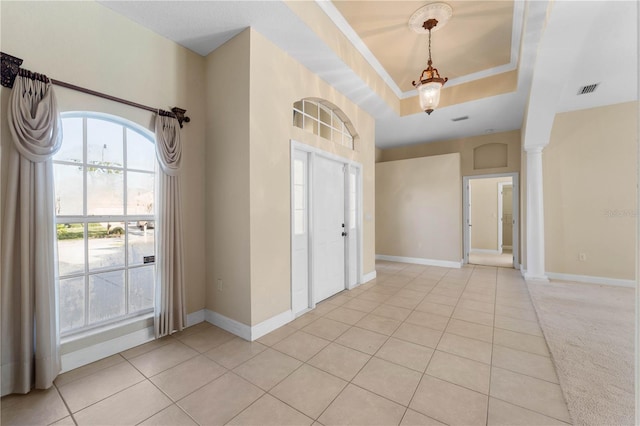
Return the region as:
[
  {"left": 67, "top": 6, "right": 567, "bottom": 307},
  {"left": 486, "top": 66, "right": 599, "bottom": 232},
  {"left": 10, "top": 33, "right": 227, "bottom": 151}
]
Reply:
[
  {"left": 546, "top": 272, "right": 636, "bottom": 288},
  {"left": 361, "top": 270, "right": 377, "bottom": 283},
  {"left": 186, "top": 309, "right": 205, "bottom": 327},
  {"left": 205, "top": 309, "right": 294, "bottom": 341},
  {"left": 376, "top": 254, "right": 462, "bottom": 269},
  {"left": 470, "top": 249, "right": 500, "bottom": 254},
  {"left": 250, "top": 310, "right": 294, "bottom": 340},
  {"left": 205, "top": 310, "right": 252, "bottom": 340},
  {"left": 61, "top": 326, "right": 154, "bottom": 373}
]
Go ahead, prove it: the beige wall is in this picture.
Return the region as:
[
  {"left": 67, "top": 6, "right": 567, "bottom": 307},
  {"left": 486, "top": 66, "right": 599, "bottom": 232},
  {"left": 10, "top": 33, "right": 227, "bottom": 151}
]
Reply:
[
  {"left": 544, "top": 101, "right": 638, "bottom": 280},
  {"left": 377, "top": 130, "right": 521, "bottom": 177},
  {"left": 470, "top": 177, "right": 512, "bottom": 251},
  {"left": 377, "top": 130, "right": 522, "bottom": 265},
  {"left": 204, "top": 29, "right": 376, "bottom": 326},
  {"left": 0, "top": 1, "right": 207, "bottom": 315},
  {"left": 204, "top": 30, "right": 252, "bottom": 324},
  {"left": 376, "top": 154, "right": 462, "bottom": 263}
]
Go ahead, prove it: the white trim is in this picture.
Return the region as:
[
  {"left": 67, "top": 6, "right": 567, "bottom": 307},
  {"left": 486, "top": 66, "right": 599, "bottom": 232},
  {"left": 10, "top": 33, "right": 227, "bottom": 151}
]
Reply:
[
  {"left": 186, "top": 309, "right": 205, "bottom": 327},
  {"left": 470, "top": 249, "right": 500, "bottom": 255},
  {"left": 250, "top": 310, "right": 295, "bottom": 341},
  {"left": 205, "top": 310, "right": 252, "bottom": 341},
  {"left": 546, "top": 272, "right": 636, "bottom": 288},
  {"left": 376, "top": 254, "right": 462, "bottom": 269},
  {"left": 204, "top": 309, "right": 295, "bottom": 342},
  {"left": 463, "top": 173, "right": 519, "bottom": 270},
  {"left": 60, "top": 326, "right": 154, "bottom": 373},
  {"left": 314, "top": 0, "right": 525, "bottom": 97},
  {"left": 361, "top": 270, "right": 377, "bottom": 283}
]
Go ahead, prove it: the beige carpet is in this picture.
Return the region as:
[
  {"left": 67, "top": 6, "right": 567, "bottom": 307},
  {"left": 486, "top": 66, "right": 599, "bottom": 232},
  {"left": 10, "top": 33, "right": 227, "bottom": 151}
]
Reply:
[{"left": 527, "top": 279, "right": 635, "bottom": 426}]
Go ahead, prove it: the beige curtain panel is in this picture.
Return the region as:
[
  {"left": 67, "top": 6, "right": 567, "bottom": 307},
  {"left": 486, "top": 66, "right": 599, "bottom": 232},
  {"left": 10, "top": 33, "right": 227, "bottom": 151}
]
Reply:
[
  {"left": 154, "top": 113, "right": 186, "bottom": 337},
  {"left": 1, "top": 72, "right": 62, "bottom": 396}
]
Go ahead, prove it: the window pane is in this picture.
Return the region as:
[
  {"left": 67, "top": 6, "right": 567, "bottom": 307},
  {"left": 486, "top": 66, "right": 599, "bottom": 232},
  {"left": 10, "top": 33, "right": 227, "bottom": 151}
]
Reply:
[
  {"left": 127, "top": 171, "right": 154, "bottom": 215},
  {"left": 89, "top": 270, "right": 125, "bottom": 324},
  {"left": 293, "top": 159, "right": 304, "bottom": 184},
  {"left": 87, "top": 168, "right": 124, "bottom": 215},
  {"left": 87, "top": 118, "right": 123, "bottom": 167},
  {"left": 303, "top": 101, "right": 318, "bottom": 119},
  {"left": 303, "top": 116, "right": 318, "bottom": 135},
  {"left": 294, "top": 210, "right": 305, "bottom": 235},
  {"left": 127, "top": 129, "right": 156, "bottom": 171},
  {"left": 129, "top": 266, "right": 155, "bottom": 312},
  {"left": 54, "top": 164, "right": 83, "bottom": 216},
  {"left": 319, "top": 106, "right": 331, "bottom": 126},
  {"left": 128, "top": 221, "right": 155, "bottom": 266},
  {"left": 293, "top": 101, "right": 303, "bottom": 112},
  {"left": 294, "top": 185, "right": 304, "bottom": 210},
  {"left": 57, "top": 223, "right": 85, "bottom": 276},
  {"left": 55, "top": 117, "right": 83, "bottom": 163},
  {"left": 59, "top": 276, "right": 85, "bottom": 333},
  {"left": 320, "top": 123, "right": 331, "bottom": 140},
  {"left": 293, "top": 110, "right": 303, "bottom": 128},
  {"left": 88, "top": 222, "right": 125, "bottom": 271}
]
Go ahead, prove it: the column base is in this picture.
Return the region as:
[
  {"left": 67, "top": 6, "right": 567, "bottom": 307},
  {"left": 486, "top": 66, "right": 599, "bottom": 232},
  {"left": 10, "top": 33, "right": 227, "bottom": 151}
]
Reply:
[{"left": 523, "top": 271, "right": 550, "bottom": 282}]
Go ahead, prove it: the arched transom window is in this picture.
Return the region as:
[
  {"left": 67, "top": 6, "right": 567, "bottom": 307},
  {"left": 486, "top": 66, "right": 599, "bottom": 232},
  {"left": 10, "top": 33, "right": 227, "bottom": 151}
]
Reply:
[{"left": 293, "top": 99, "right": 357, "bottom": 149}]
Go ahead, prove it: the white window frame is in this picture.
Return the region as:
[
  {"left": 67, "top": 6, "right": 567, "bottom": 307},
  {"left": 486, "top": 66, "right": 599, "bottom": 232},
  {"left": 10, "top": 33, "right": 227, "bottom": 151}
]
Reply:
[{"left": 293, "top": 99, "right": 356, "bottom": 149}]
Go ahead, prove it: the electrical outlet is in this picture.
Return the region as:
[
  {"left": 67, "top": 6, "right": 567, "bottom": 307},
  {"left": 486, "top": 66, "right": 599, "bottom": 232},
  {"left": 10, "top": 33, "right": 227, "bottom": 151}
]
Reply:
[
  {"left": 217, "top": 278, "right": 223, "bottom": 291},
  {"left": 579, "top": 253, "right": 587, "bottom": 261}
]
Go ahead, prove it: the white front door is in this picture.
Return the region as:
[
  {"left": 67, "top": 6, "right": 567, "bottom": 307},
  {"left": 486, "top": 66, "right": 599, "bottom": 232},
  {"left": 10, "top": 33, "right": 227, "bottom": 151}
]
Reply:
[{"left": 313, "top": 155, "right": 346, "bottom": 303}]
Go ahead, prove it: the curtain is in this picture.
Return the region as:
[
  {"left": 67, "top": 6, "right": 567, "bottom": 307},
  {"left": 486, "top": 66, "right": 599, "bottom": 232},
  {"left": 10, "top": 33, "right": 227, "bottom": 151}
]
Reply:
[
  {"left": 154, "top": 113, "right": 185, "bottom": 337},
  {"left": 1, "top": 71, "right": 62, "bottom": 396}
]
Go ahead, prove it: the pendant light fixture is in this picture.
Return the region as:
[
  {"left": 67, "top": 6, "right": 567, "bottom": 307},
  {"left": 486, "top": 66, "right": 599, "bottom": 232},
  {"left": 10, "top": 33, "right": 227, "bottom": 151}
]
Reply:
[{"left": 409, "top": 3, "right": 452, "bottom": 115}]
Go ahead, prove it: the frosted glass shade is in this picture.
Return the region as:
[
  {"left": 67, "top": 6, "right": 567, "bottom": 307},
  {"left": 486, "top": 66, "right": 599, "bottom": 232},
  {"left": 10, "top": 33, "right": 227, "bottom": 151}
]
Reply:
[{"left": 416, "top": 81, "right": 443, "bottom": 114}]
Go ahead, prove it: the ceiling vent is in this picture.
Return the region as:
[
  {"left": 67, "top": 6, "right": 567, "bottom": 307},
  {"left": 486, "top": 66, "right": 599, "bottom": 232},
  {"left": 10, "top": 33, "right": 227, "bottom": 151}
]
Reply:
[
  {"left": 451, "top": 115, "right": 469, "bottom": 122},
  {"left": 577, "top": 83, "right": 599, "bottom": 95}
]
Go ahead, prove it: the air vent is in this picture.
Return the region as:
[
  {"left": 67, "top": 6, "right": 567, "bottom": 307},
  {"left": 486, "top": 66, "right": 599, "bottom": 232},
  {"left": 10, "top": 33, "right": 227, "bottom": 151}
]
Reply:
[
  {"left": 451, "top": 116, "right": 469, "bottom": 122},
  {"left": 577, "top": 83, "right": 599, "bottom": 95}
]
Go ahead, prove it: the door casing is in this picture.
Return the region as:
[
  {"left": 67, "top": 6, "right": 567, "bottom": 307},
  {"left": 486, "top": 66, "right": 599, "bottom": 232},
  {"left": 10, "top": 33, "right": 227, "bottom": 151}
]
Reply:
[{"left": 463, "top": 173, "right": 520, "bottom": 269}]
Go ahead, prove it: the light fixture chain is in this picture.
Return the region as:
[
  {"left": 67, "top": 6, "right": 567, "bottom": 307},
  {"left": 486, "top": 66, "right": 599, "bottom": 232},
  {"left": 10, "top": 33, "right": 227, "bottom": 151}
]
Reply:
[{"left": 428, "top": 27, "right": 432, "bottom": 64}]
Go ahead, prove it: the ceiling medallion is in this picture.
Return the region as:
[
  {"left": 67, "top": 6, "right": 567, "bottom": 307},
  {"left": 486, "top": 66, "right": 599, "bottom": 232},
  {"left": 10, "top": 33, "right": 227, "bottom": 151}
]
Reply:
[{"left": 408, "top": 2, "right": 453, "bottom": 34}]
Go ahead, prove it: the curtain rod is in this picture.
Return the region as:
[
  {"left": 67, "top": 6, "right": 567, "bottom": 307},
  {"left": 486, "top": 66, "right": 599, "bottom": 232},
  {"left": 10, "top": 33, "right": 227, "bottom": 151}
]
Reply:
[{"left": 1, "top": 51, "right": 190, "bottom": 128}]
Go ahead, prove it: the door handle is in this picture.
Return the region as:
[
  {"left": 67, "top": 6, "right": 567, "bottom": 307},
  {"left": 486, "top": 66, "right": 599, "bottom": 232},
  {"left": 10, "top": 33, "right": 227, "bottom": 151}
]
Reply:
[{"left": 342, "top": 231, "right": 348, "bottom": 237}]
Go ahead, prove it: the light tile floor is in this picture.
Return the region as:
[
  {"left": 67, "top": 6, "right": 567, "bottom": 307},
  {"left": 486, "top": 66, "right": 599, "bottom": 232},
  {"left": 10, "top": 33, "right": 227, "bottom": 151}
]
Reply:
[{"left": 1, "top": 261, "right": 572, "bottom": 425}]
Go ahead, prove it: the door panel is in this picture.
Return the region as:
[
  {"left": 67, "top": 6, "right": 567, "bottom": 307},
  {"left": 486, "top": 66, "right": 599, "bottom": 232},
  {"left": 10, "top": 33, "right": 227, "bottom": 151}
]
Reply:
[{"left": 313, "top": 156, "right": 345, "bottom": 303}]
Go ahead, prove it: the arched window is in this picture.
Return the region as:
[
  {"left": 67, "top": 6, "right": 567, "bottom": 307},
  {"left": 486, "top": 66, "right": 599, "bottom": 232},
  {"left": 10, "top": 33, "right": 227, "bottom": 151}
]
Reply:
[
  {"left": 293, "top": 99, "right": 357, "bottom": 149},
  {"left": 53, "top": 112, "right": 156, "bottom": 336}
]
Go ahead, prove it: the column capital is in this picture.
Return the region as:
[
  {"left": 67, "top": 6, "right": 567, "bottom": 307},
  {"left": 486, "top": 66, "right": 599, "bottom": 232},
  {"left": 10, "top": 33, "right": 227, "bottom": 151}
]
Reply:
[{"left": 524, "top": 144, "right": 546, "bottom": 154}]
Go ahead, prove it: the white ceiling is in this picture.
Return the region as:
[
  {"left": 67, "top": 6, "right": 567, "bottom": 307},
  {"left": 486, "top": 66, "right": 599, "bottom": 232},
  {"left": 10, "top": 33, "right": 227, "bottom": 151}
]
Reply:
[{"left": 99, "top": 0, "right": 638, "bottom": 149}]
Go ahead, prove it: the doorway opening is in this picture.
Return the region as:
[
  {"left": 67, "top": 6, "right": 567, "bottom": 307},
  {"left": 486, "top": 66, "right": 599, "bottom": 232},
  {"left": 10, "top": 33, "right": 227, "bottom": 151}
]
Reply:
[
  {"left": 463, "top": 173, "right": 519, "bottom": 269},
  {"left": 290, "top": 141, "right": 362, "bottom": 317}
]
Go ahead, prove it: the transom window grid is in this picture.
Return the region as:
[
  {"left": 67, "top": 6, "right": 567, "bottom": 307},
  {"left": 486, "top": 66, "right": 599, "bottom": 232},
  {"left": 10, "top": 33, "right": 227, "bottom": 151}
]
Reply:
[
  {"left": 53, "top": 114, "right": 156, "bottom": 337},
  {"left": 293, "top": 100, "right": 355, "bottom": 149}
]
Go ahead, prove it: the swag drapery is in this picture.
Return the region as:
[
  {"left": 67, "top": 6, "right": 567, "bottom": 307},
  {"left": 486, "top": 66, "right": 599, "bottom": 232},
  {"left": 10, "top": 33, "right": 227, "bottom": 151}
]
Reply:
[
  {"left": 1, "top": 71, "right": 62, "bottom": 395},
  {"left": 154, "top": 113, "right": 186, "bottom": 337}
]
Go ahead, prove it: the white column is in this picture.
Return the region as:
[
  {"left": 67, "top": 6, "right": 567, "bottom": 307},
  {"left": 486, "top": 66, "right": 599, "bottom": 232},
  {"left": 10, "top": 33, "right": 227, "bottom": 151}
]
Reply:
[{"left": 524, "top": 146, "right": 549, "bottom": 281}]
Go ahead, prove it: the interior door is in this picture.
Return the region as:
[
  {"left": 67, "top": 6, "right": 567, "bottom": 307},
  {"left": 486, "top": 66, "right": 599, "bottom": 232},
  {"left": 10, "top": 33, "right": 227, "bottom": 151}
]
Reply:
[{"left": 313, "top": 156, "right": 346, "bottom": 303}]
